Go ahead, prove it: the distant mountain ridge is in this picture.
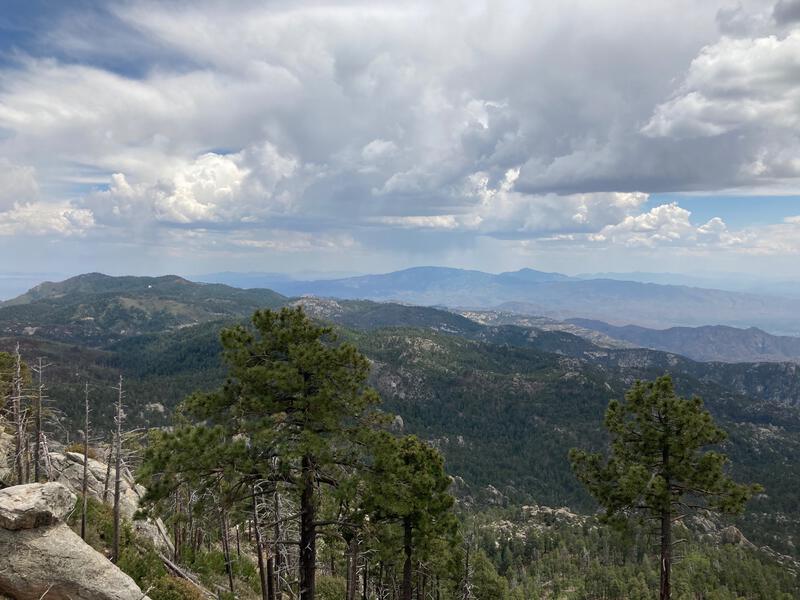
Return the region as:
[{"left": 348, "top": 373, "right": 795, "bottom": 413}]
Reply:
[
  {"left": 578, "top": 271, "right": 800, "bottom": 299},
  {"left": 211, "top": 266, "right": 800, "bottom": 334},
  {"left": 569, "top": 318, "right": 800, "bottom": 364}
]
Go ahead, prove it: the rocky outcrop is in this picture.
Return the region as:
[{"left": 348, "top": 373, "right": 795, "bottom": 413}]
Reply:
[
  {"left": 0, "top": 482, "right": 151, "bottom": 600},
  {"left": 49, "top": 452, "right": 141, "bottom": 519},
  {"left": 719, "top": 525, "right": 756, "bottom": 549},
  {"left": 0, "top": 482, "right": 75, "bottom": 530},
  {"left": 47, "top": 451, "right": 173, "bottom": 554}
]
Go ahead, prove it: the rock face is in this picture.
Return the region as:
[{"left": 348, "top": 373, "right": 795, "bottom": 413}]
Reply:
[
  {"left": 47, "top": 451, "right": 173, "bottom": 554},
  {"left": 0, "top": 482, "right": 75, "bottom": 530},
  {"left": 49, "top": 451, "right": 142, "bottom": 520},
  {"left": 0, "top": 482, "right": 151, "bottom": 600}
]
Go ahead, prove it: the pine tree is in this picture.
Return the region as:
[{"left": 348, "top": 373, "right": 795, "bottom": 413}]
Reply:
[
  {"left": 142, "top": 307, "right": 381, "bottom": 600},
  {"left": 569, "top": 375, "right": 761, "bottom": 600},
  {"left": 365, "top": 434, "right": 459, "bottom": 600}
]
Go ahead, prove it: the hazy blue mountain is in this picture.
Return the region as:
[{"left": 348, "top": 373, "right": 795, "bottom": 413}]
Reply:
[
  {"left": 195, "top": 270, "right": 361, "bottom": 289},
  {"left": 219, "top": 266, "right": 572, "bottom": 304},
  {"left": 246, "top": 267, "right": 800, "bottom": 334},
  {"left": 568, "top": 318, "right": 800, "bottom": 363},
  {"left": 579, "top": 271, "right": 800, "bottom": 299}
]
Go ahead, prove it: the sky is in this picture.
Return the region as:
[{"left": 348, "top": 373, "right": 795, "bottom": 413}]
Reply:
[{"left": 1, "top": 0, "right": 800, "bottom": 279}]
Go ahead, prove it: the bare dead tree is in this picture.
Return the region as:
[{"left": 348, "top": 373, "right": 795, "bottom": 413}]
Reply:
[
  {"left": 220, "top": 505, "right": 236, "bottom": 595},
  {"left": 112, "top": 375, "right": 124, "bottom": 563},
  {"left": 81, "top": 382, "right": 90, "bottom": 541},
  {"left": 102, "top": 433, "right": 113, "bottom": 503},
  {"left": 31, "top": 357, "right": 52, "bottom": 483},
  {"left": 460, "top": 534, "right": 475, "bottom": 600},
  {"left": 11, "top": 344, "right": 26, "bottom": 485}
]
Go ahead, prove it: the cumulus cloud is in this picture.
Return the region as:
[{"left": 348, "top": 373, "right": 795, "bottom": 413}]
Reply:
[
  {"left": 0, "top": 0, "right": 798, "bottom": 269},
  {"left": 643, "top": 32, "right": 800, "bottom": 139},
  {"left": 85, "top": 143, "right": 298, "bottom": 225},
  {"left": 0, "top": 202, "right": 94, "bottom": 237},
  {"left": 588, "top": 203, "right": 743, "bottom": 247}
]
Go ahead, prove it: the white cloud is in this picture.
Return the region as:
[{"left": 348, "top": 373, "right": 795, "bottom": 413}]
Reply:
[
  {"left": 0, "top": 0, "right": 798, "bottom": 271},
  {"left": 152, "top": 153, "right": 248, "bottom": 223},
  {"left": 643, "top": 31, "right": 800, "bottom": 139},
  {"left": 0, "top": 160, "right": 39, "bottom": 210},
  {"left": 589, "top": 203, "right": 747, "bottom": 248},
  {"left": 86, "top": 143, "right": 298, "bottom": 225},
  {"left": 0, "top": 201, "right": 94, "bottom": 237}
]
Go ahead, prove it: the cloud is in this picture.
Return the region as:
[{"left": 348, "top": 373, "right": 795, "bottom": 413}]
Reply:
[
  {"left": 0, "top": 0, "right": 798, "bottom": 271},
  {"left": 774, "top": 0, "right": 800, "bottom": 24},
  {"left": 643, "top": 32, "right": 800, "bottom": 139},
  {"left": 85, "top": 143, "right": 298, "bottom": 225},
  {"left": 0, "top": 201, "right": 94, "bottom": 237},
  {"left": 0, "top": 160, "right": 39, "bottom": 210}
]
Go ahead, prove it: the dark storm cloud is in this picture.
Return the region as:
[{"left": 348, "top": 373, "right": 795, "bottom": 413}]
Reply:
[{"left": 774, "top": 0, "right": 800, "bottom": 24}]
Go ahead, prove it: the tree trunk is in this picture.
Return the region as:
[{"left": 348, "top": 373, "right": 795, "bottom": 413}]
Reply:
[
  {"left": 362, "top": 557, "right": 369, "bottom": 600},
  {"left": 660, "top": 443, "right": 672, "bottom": 600},
  {"left": 347, "top": 536, "right": 358, "bottom": 600},
  {"left": 299, "top": 454, "right": 317, "bottom": 600},
  {"left": 12, "top": 344, "right": 24, "bottom": 485},
  {"left": 112, "top": 376, "right": 123, "bottom": 563},
  {"left": 33, "top": 358, "right": 43, "bottom": 483},
  {"left": 102, "top": 435, "right": 113, "bottom": 503},
  {"left": 267, "top": 555, "right": 276, "bottom": 600},
  {"left": 253, "top": 488, "right": 270, "bottom": 600},
  {"left": 660, "top": 507, "right": 671, "bottom": 600},
  {"left": 81, "top": 383, "right": 89, "bottom": 540},
  {"left": 402, "top": 518, "right": 413, "bottom": 600},
  {"left": 221, "top": 509, "right": 236, "bottom": 594},
  {"left": 273, "top": 492, "right": 283, "bottom": 600}
]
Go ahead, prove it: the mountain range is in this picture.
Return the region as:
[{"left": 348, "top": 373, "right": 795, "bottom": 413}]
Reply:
[
  {"left": 197, "top": 266, "right": 800, "bottom": 334},
  {"left": 2, "top": 273, "right": 799, "bottom": 557},
  {"left": 2, "top": 273, "right": 800, "bottom": 557},
  {"left": 570, "top": 319, "right": 800, "bottom": 364}
]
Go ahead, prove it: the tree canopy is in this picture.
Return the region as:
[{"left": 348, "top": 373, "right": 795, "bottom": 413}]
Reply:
[{"left": 570, "top": 375, "right": 761, "bottom": 600}]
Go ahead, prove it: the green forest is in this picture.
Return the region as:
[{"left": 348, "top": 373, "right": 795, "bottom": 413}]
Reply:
[{"left": 3, "top": 305, "right": 799, "bottom": 600}]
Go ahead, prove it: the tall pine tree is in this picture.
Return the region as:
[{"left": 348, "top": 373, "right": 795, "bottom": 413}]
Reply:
[
  {"left": 569, "top": 375, "right": 761, "bottom": 600},
  {"left": 142, "top": 307, "right": 380, "bottom": 600},
  {"left": 366, "top": 433, "right": 459, "bottom": 600}
]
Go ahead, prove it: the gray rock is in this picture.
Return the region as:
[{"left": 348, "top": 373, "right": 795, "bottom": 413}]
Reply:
[
  {"left": 48, "top": 452, "right": 141, "bottom": 520},
  {"left": 47, "top": 451, "right": 174, "bottom": 555},
  {"left": 0, "top": 482, "right": 76, "bottom": 530},
  {"left": 0, "top": 522, "right": 151, "bottom": 600},
  {"left": 720, "top": 525, "right": 756, "bottom": 549},
  {"left": 0, "top": 482, "right": 151, "bottom": 600}
]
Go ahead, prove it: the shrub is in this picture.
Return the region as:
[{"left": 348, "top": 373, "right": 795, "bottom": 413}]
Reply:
[
  {"left": 116, "top": 544, "right": 167, "bottom": 588},
  {"left": 149, "top": 576, "right": 207, "bottom": 600},
  {"left": 65, "top": 441, "right": 100, "bottom": 460},
  {"left": 317, "top": 575, "right": 347, "bottom": 600}
]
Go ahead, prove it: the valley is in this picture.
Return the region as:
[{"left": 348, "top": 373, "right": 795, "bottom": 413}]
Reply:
[{"left": 2, "top": 273, "right": 800, "bottom": 568}]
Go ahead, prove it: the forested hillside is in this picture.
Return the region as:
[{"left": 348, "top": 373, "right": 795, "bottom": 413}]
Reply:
[{"left": 2, "top": 276, "right": 800, "bottom": 599}]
